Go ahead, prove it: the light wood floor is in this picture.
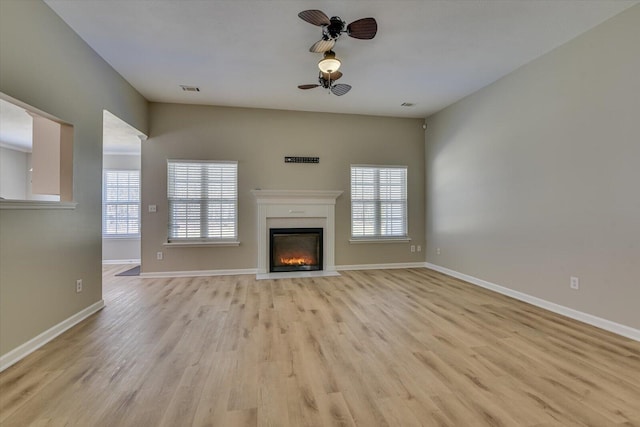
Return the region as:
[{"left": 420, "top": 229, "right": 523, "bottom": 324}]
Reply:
[{"left": 1, "top": 266, "right": 639, "bottom": 426}]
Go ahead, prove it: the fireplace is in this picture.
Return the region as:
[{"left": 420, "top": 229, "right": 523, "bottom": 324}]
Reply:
[
  {"left": 270, "top": 228, "right": 323, "bottom": 272},
  {"left": 252, "top": 189, "right": 342, "bottom": 279}
]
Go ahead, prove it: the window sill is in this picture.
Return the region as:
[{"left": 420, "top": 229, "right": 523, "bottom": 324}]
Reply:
[
  {"left": 0, "top": 200, "right": 77, "bottom": 210},
  {"left": 103, "top": 235, "right": 141, "bottom": 240},
  {"left": 164, "top": 240, "right": 240, "bottom": 248},
  {"left": 349, "top": 237, "right": 411, "bottom": 244}
]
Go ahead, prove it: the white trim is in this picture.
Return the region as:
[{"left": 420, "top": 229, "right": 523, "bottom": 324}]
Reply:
[
  {"left": 351, "top": 163, "right": 408, "bottom": 169},
  {"left": 103, "top": 150, "right": 141, "bottom": 156},
  {"left": 0, "top": 200, "right": 77, "bottom": 210},
  {"left": 349, "top": 238, "right": 412, "bottom": 244},
  {"left": 336, "top": 262, "right": 426, "bottom": 271},
  {"left": 140, "top": 268, "right": 256, "bottom": 278},
  {"left": 168, "top": 159, "right": 237, "bottom": 165},
  {"left": 252, "top": 189, "right": 343, "bottom": 276},
  {"left": 163, "top": 240, "right": 240, "bottom": 248},
  {"left": 425, "top": 263, "right": 640, "bottom": 342},
  {"left": 0, "top": 300, "right": 105, "bottom": 372},
  {"left": 256, "top": 270, "right": 341, "bottom": 280},
  {"left": 102, "top": 259, "right": 140, "bottom": 265},
  {"left": 251, "top": 189, "right": 343, "bottom": 204}
]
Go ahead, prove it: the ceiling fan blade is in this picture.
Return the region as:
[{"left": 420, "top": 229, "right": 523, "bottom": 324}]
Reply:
[
  {"left": 322, "top": 71, "right": 342, "bottom": 81},
  {"left": 298, "top": 10, "right": 330, "bottom": 26},
  {"left": 347, "top": 18, "right": 377, "bottom": 39},
  {"left": 331, "top": 84, "right": 352, "bottom": 96},
  {"left": 309, "top": 39, "right": 335, "bottom": 53},
  {"left": 298, "top": 84, "right": 320, "bottom": 90}
]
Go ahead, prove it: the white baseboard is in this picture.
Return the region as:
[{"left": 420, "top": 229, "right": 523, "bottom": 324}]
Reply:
[
  {"left": 140, "top": 268, "right": 257, "bottom": 278},
  {"left": 336, "top": 262, "right": 426, "bottom": 271},
  {"left": 0, "top": 300, "right": 105, "bottom": 372},
  {"left": 140, "top": 263, "right": 426, "bottom": 278},
  {"left": 425, "top": 263, "right": 640, "bottom": 342},
  {"left": 102, "top": 259, "right": 140, "bottom": 265}
]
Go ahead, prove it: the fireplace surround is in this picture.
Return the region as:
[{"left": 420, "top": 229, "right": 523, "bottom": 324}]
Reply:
[{"left": 251, "top": 189, "right": 342, "bottom": 279}]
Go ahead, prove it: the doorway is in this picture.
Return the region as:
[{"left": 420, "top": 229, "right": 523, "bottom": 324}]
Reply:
[{"left": 102, "top": 110, "right": 146, "bottom": 266}]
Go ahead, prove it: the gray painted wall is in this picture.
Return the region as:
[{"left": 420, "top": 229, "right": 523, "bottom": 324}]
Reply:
[
  {"left": 425, "top": 5, "right": 640, "bottom": 329},
  {"left": 142, "top": 103, "right": 425, "bottom": 273},
  {"left": 0, "top": 0, "right": 148, "bottom": 356}
]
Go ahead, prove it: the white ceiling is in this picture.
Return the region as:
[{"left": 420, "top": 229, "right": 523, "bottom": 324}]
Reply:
[{"left": 41, "top": 1, "right": 640, "bottom": 118}]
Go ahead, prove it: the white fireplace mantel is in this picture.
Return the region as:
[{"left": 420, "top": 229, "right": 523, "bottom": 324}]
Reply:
[{"left": 251, "top": 189, "right": 343, "bottom": 279}]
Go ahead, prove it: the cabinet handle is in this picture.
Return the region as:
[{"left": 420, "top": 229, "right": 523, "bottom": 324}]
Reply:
[{"left": 289, "top": 210, "right": 305, "bottom": 214}]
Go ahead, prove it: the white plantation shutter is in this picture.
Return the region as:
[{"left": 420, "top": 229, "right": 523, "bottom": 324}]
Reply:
[
  {"left": 103, "top": 170, "right": 140, "bottom": 237},
  {"left": 351, "top": 165, "right": 407, "bottom": 238},
  {"left": 167, "top": 160, "right": 237, "bottom": 241}
]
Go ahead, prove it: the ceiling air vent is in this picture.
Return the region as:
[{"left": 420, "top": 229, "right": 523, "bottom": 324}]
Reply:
[
  {"left": 180, "top": 85, "right": 200, "bottom": 92},
  {"left": 401, "top": 102, "right": 415, "bottom": 107}
]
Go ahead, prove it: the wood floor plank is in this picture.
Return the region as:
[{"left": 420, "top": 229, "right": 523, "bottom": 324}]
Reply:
[
  {"left": 0, "top": 368, "right": 64, "bottom": 423},
  {"left": 376, "top": 396, "right": 423, "bottom": 427},
  {"left": 321, "top": 392, "right": 356, "bottom": 427},
  {"left": 0, "top": 266, "right": 638, "bottom": 426},
  {"left": 257, "top": 361, "right": 290, "bottom": 427}
]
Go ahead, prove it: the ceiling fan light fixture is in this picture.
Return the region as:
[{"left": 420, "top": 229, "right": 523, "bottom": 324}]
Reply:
[{"left": 318, "top": 50, "right": 341, "bottom": 73}]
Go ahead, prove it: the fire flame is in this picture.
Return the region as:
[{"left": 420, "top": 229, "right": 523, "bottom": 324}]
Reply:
[{"left": 280, "top": 256, "right": 315, "bottom": 266}]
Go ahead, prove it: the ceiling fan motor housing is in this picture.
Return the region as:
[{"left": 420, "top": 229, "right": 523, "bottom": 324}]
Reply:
[{"left": 325, "top": 17, "right": 345, "bottom": 39}]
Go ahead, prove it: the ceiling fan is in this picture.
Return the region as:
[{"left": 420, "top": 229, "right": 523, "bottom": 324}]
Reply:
[
  {"left": 298, "top": 71, "right": 352, "bottom": 96},
  {"left": 298, "top": 9, "right": 377, "bottom": 53}
]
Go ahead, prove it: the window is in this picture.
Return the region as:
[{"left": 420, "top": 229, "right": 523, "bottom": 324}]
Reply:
[
  {"left": 351, "top": 165, "right": 408, "bottom": 239},
  {"left": 167, "top": 160, "right": 237, "bottom": 242},
  {"left": 103, "top": 169, "right": 140, "bottom": 237}
]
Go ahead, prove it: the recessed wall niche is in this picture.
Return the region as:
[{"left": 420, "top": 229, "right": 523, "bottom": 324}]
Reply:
[{"left": 0, "top": 93, "right": 73, "bottom": 203}]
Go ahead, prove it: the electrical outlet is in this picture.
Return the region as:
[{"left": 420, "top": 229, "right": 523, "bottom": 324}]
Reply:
[
  {"left": 436, "top": 248, "right": 441, "bottom": 255},
  {"left": 417, "top": 245, "right": 422, "bottom": 252},
  {"left": 76, "top": 279, "right": 83, "bottom": 293},
  {"left": 157, "top": 251, "right": 163, "bottom": 260},
  {"left": 570, "top": 276, "right": 579, "bottom": 290},
  {"left": 148, "top": 204, "right": 157, "bottom": 213},
  {"left": 410, "top": 245, "right": 416, "bottom": 253}
]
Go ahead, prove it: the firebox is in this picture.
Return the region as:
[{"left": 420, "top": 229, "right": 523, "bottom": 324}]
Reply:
[{"left": 269, "top": 228, "right": 323, "bottom": 272}]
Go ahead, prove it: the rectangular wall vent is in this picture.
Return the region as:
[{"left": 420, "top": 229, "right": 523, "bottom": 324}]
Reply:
[
  {"left": 180, "top": 85, "right": 200, "bottom": 92},
  {"left": 285, "top": 156, "right": 319, "bottom": 164}
]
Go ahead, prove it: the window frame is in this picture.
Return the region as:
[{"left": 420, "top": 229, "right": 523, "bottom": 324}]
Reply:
[
  {"left": 350, "top": 164, "right": 409, "bottom": 242},
  {"left": 102, "top": 168, "right": 141, "bottom": 238},
  {"left": 166, "top": 159, "right": 238, "bottom": 245}
]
